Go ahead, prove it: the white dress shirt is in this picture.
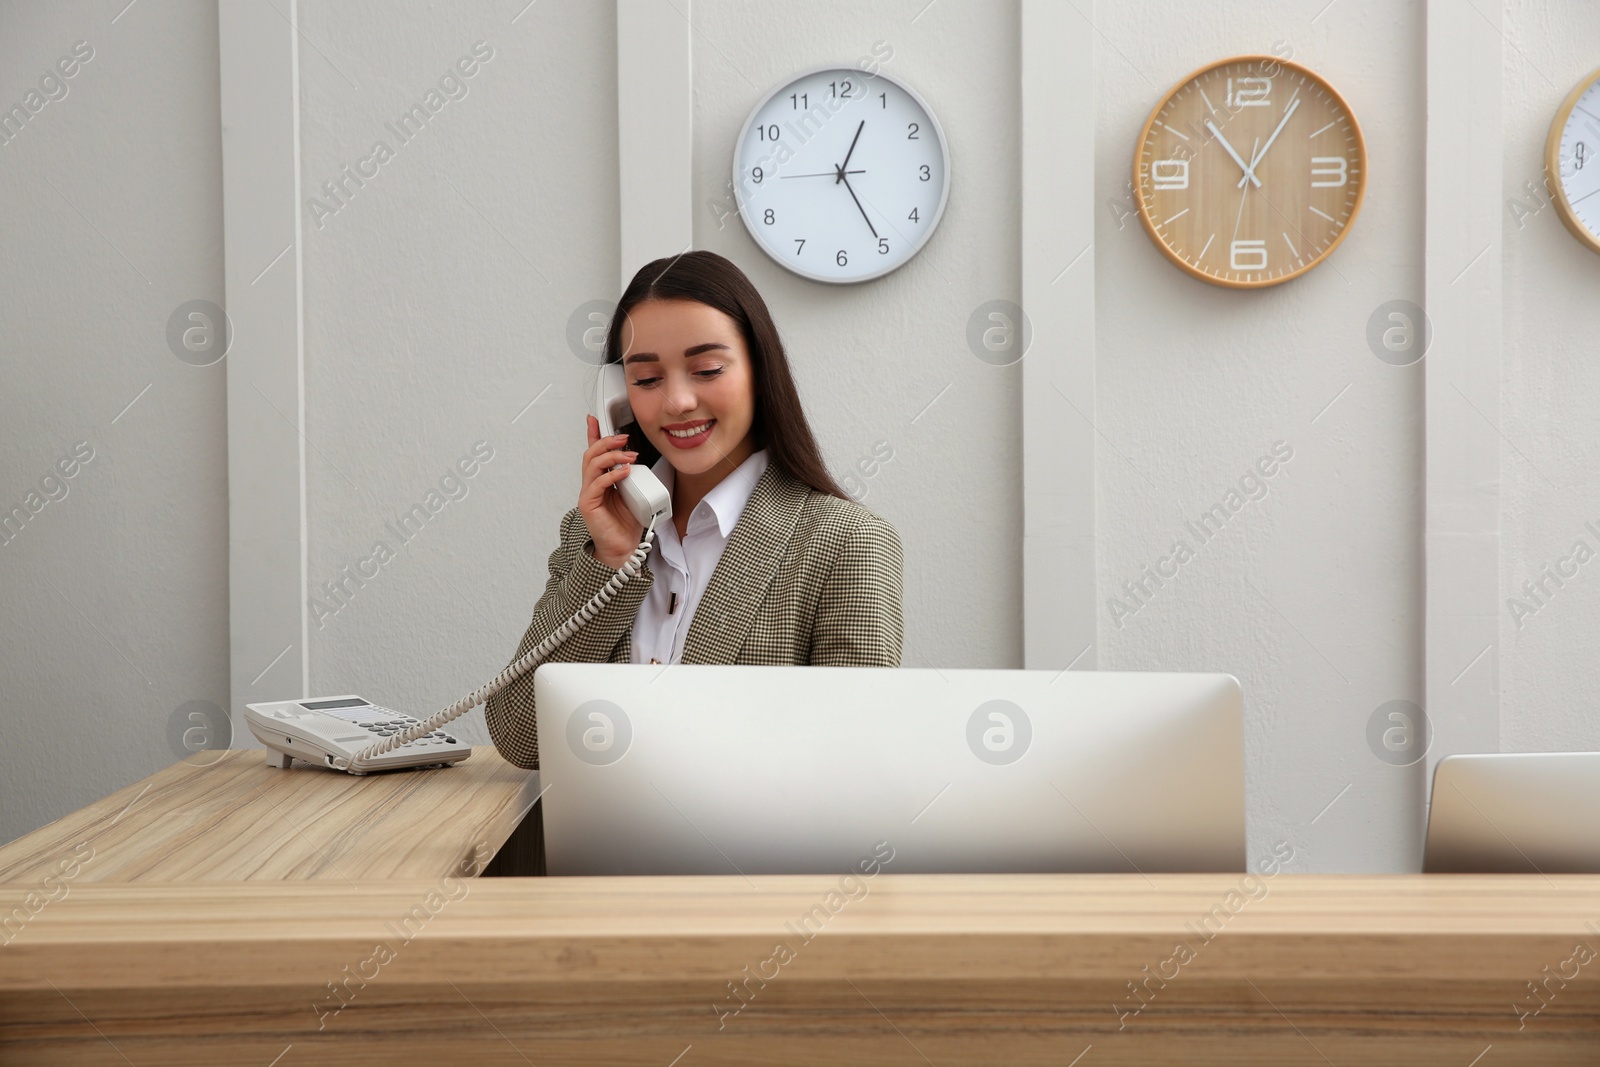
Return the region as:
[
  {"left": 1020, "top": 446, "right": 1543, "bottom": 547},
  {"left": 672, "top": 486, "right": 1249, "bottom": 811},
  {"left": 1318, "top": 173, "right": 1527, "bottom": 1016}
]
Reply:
[{"left": 630, "top": 447, "right": 770, "bottom": 665}]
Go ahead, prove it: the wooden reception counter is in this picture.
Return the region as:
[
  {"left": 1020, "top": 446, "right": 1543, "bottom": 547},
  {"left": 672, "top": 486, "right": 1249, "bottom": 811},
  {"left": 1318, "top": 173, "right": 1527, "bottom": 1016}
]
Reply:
[
  {"left": 0, "top": 748, "right": 544, "bottom": 883},
  {"left": 1, "top": 752, "right": 1597, "bottom": 1064}
]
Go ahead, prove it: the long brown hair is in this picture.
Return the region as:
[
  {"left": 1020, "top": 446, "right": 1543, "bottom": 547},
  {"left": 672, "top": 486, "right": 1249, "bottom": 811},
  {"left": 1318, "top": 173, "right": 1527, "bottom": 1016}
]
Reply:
[{"left": 603, "top": 250, "right": 849, "bottom": 501}]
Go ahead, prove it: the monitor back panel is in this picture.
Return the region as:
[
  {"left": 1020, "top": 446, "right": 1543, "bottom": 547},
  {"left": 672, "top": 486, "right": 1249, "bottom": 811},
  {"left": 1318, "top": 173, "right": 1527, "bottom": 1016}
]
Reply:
[
  {"left": 1424, "top": 752, "right": 1600, "bottom": 873},
  {"left": 535, "top": 665, "right": 1245, "bottom": 876}
]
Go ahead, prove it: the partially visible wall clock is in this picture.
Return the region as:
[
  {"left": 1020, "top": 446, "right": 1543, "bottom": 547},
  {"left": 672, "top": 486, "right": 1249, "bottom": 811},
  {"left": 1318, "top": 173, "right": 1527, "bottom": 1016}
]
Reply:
[
  {"left": 1132, "top": 55, "right": 1367, "bottom": 289},
  {"left": 732, "top": 64, "right": 950, "bottom": 284},
  {"left": 1545, "top": 65, "right": 1600, "bottom": 256}
]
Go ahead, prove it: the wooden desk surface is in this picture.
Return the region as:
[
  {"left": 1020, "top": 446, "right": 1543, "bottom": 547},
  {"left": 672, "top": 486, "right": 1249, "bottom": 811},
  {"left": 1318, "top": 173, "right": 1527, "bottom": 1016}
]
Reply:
[
  {"left": 0, "top": 748, "right": 540, "bottom": 882},
  {"left": 4, "top": 759, "right": 1598, "bottom": 1063},
  {"left": 3, "top": 873, "right": 1599, "bottom": 1065}
]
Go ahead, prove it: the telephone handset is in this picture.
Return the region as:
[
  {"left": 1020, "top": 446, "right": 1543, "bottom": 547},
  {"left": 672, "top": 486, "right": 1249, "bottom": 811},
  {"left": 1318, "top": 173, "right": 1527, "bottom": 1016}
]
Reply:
[
  {"left": 245, "top": 363, "right": 671, "bottom": 774},
  {"left": 594, "top": 362, "right": 672, "bottom": 529}
]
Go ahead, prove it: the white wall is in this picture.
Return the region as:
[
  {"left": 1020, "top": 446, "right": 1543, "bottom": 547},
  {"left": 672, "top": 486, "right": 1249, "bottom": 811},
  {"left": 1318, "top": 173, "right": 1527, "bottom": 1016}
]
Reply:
[
  {"left": 4, "top": 0, "right": 1596, "bottom": 867},
  {"left": 0, "top": 1, "right": 229, "bottom": 843},
  {"left": 1095, "top": 1, "right": 1425, "bottom": 871},
  {"left": 689, "top": 0, "right": 1022, "bottom": 672},
  {"left": 294, "top": 0, "right": 620, "bottom": 734},
  {"left": 1499, "top": 0, "right": 1600, "bottom": 753}
]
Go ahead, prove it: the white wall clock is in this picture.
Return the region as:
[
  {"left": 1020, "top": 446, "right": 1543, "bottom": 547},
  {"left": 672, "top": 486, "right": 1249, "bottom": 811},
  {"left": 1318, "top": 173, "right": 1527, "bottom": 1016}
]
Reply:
[
  {"left": 1546, "top": 65, "right": 1600, "bottom": 256},
  {"left": 732, "top": 64, "right": 951, "bottom": 284}
]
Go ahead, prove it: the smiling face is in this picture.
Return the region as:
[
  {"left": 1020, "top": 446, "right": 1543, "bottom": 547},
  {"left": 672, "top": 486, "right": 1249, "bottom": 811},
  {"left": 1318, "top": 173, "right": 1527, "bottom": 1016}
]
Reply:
[{"left": 619, "top": 297, "right": 758, "bottom": 482}]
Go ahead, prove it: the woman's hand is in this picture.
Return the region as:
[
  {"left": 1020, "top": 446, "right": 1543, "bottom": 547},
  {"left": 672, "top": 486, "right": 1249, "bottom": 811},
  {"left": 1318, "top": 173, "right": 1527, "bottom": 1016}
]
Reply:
[{"left": 579, "top": 414, "right": 644, "bottom": 569}]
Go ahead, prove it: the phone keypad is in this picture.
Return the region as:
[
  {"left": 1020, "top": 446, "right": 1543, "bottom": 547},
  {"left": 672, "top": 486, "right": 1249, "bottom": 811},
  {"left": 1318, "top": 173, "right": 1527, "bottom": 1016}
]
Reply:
[{"left": 357, "top": 706, "right": 459, "bottom": 747}]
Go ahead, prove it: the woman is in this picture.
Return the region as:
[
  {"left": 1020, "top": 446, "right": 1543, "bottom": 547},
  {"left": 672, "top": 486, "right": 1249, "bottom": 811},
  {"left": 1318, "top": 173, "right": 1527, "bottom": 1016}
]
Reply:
[{"left": 485, "top": 250, "right": 904, "bottom": 770}]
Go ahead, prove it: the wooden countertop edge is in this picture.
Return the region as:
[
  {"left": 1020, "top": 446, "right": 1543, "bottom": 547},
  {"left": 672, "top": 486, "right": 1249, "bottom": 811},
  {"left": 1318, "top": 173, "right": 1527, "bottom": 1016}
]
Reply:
[{"left": 3, "top": 874, "right": 1599, "bottom": 990}]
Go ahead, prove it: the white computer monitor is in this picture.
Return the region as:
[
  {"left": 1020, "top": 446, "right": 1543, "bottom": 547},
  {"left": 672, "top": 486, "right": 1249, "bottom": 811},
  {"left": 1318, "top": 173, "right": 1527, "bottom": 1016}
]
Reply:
[
  {"left": 1424, "top": 751, "right": 1600, "bottom": 873},
  {"left": 533, "top": 664, "right": 1245, "bottom": 876}
]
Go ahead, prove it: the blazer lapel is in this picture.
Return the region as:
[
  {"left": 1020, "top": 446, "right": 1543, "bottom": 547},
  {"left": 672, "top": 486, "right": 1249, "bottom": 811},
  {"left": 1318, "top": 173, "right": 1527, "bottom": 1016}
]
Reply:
[{"left": 680, "top": 463, "right": 808, "bottom": 664}]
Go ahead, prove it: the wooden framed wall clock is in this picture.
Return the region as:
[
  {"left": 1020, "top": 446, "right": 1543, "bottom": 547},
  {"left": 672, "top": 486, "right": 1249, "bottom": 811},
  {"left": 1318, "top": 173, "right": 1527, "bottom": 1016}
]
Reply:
[
  {"left": 1545, "top": 65, "right": 1600, "bottom": 256},
  {"left": 732, "top": 64, "right": 951, "bottom": 284},
  {"left": 1132, "top": 55, "right": 1367, "bottom": 289}
]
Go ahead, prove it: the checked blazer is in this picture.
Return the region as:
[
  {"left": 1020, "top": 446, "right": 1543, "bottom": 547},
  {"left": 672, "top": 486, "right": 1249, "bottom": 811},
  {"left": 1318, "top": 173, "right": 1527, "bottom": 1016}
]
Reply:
[{"left": 483, "top": 461, "right": 905, "bottom": 769}]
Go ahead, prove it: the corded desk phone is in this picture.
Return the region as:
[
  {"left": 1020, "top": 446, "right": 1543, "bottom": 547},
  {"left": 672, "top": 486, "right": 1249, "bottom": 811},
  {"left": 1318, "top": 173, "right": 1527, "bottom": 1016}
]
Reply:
[{"left": 245, "top": 364, "right": 671, "bottom": 774}]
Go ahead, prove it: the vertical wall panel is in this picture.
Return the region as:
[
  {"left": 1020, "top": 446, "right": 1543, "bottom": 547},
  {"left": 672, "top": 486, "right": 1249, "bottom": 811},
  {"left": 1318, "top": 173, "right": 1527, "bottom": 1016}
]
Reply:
[
  {"left": 220, "top": 0, "right": 309, "bottom": 723},
  {"left": 1423, "top": 0, "right": 1502, "bottom": 795},
  {"left": 1022, "top": 0, "right": 1097, "bottom": 671},
  {"left": 618, "top": 0, "right": 693, "bottom": 282}
]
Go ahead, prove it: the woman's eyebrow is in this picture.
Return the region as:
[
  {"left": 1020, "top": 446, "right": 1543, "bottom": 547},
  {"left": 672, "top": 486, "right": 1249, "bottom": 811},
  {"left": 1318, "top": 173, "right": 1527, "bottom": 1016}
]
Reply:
[{"left": 622, "top": 342, "right": 730, "bottom": 365}]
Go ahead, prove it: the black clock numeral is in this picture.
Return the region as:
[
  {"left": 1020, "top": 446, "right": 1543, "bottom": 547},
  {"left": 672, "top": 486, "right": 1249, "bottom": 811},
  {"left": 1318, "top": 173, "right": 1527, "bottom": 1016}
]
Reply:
[
  {"left": 836, "top": 249, "right": 848, "bottom": 267},
  {"left": 789, "top": 92, "right": 808, "bottom": 110},
  {"left": 830, "top": 79, "right": 854, "bottom": 98},
  {"left": 757, "top": 124, "right": 779, "bottom": 141},
  {"left": 878, "top": 238, "right": 889, "bottom": 254},
  {"left": 794, "top": 239, "right": 805, "bottom": 255},
  {"left": 763, "top": 209, "right": 775, "bottom": 225},
  {"left": 751, "top": 167, "right": 763, "bottom": 184},
  {"left": 1578, "top": 142, "right": 1589, "bottom": 170},
  {"left": 919, "top": 164, "right": 930, "bottom": 181},
  {"left": 908, "top": 207, "right": 920, "bottom": 222},
  {"left": 907, "top": 122, "right": 920, "bottom": 139},
  {"left": 880, "top": 92, "right": 887, "bottom": 108}
]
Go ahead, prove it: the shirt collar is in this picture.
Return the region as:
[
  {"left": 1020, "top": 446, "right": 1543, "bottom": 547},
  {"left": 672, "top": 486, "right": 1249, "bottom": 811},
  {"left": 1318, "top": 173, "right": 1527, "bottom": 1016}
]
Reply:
[{"left": 650, "top": 448, "right": 770, "bottom": 538}]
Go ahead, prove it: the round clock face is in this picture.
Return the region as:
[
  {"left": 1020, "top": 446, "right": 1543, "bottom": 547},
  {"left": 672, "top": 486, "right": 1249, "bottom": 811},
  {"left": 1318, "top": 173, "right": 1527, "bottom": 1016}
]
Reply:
[
  {"left": 732, "top": 65, "right": 950, "bottom": 284},
  {"left": 1133, "top": 56, "right": 1367, "bottom": 289},
  {"left": 1546, "top": 66, "right": 1600, "bottom": 255}
]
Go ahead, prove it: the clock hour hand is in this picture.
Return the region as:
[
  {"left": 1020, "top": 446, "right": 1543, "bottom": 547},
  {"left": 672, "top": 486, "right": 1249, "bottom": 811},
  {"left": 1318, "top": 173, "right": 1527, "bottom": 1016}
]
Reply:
[
  {"left": 1206, "top": 120, "right": 1262, "bottom": 189},
  {"left": 836, "top": 120, "right": 866, "bottom": 181},
  {"left": 1237, "top": 97, "right": 1301, "bottom": 188}
]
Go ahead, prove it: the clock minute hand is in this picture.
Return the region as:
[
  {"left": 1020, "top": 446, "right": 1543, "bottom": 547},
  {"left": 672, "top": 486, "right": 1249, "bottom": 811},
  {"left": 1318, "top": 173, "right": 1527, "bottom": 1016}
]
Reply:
[
  {"left": 838, "top": 169, "right": 879, "bottom": 239},
  {"left": 1237, "top": 97, "right": 1301, "bottom": 188},
  {"left": 1206, "top": 120, "right": 1262, "bottom": 189}
]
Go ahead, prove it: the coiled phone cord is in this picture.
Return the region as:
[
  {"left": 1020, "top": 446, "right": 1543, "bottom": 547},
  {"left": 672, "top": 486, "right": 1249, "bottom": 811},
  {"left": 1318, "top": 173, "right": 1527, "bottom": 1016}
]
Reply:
[{"left": 334, "top": 514, "right": 660, "bottom": 773}]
